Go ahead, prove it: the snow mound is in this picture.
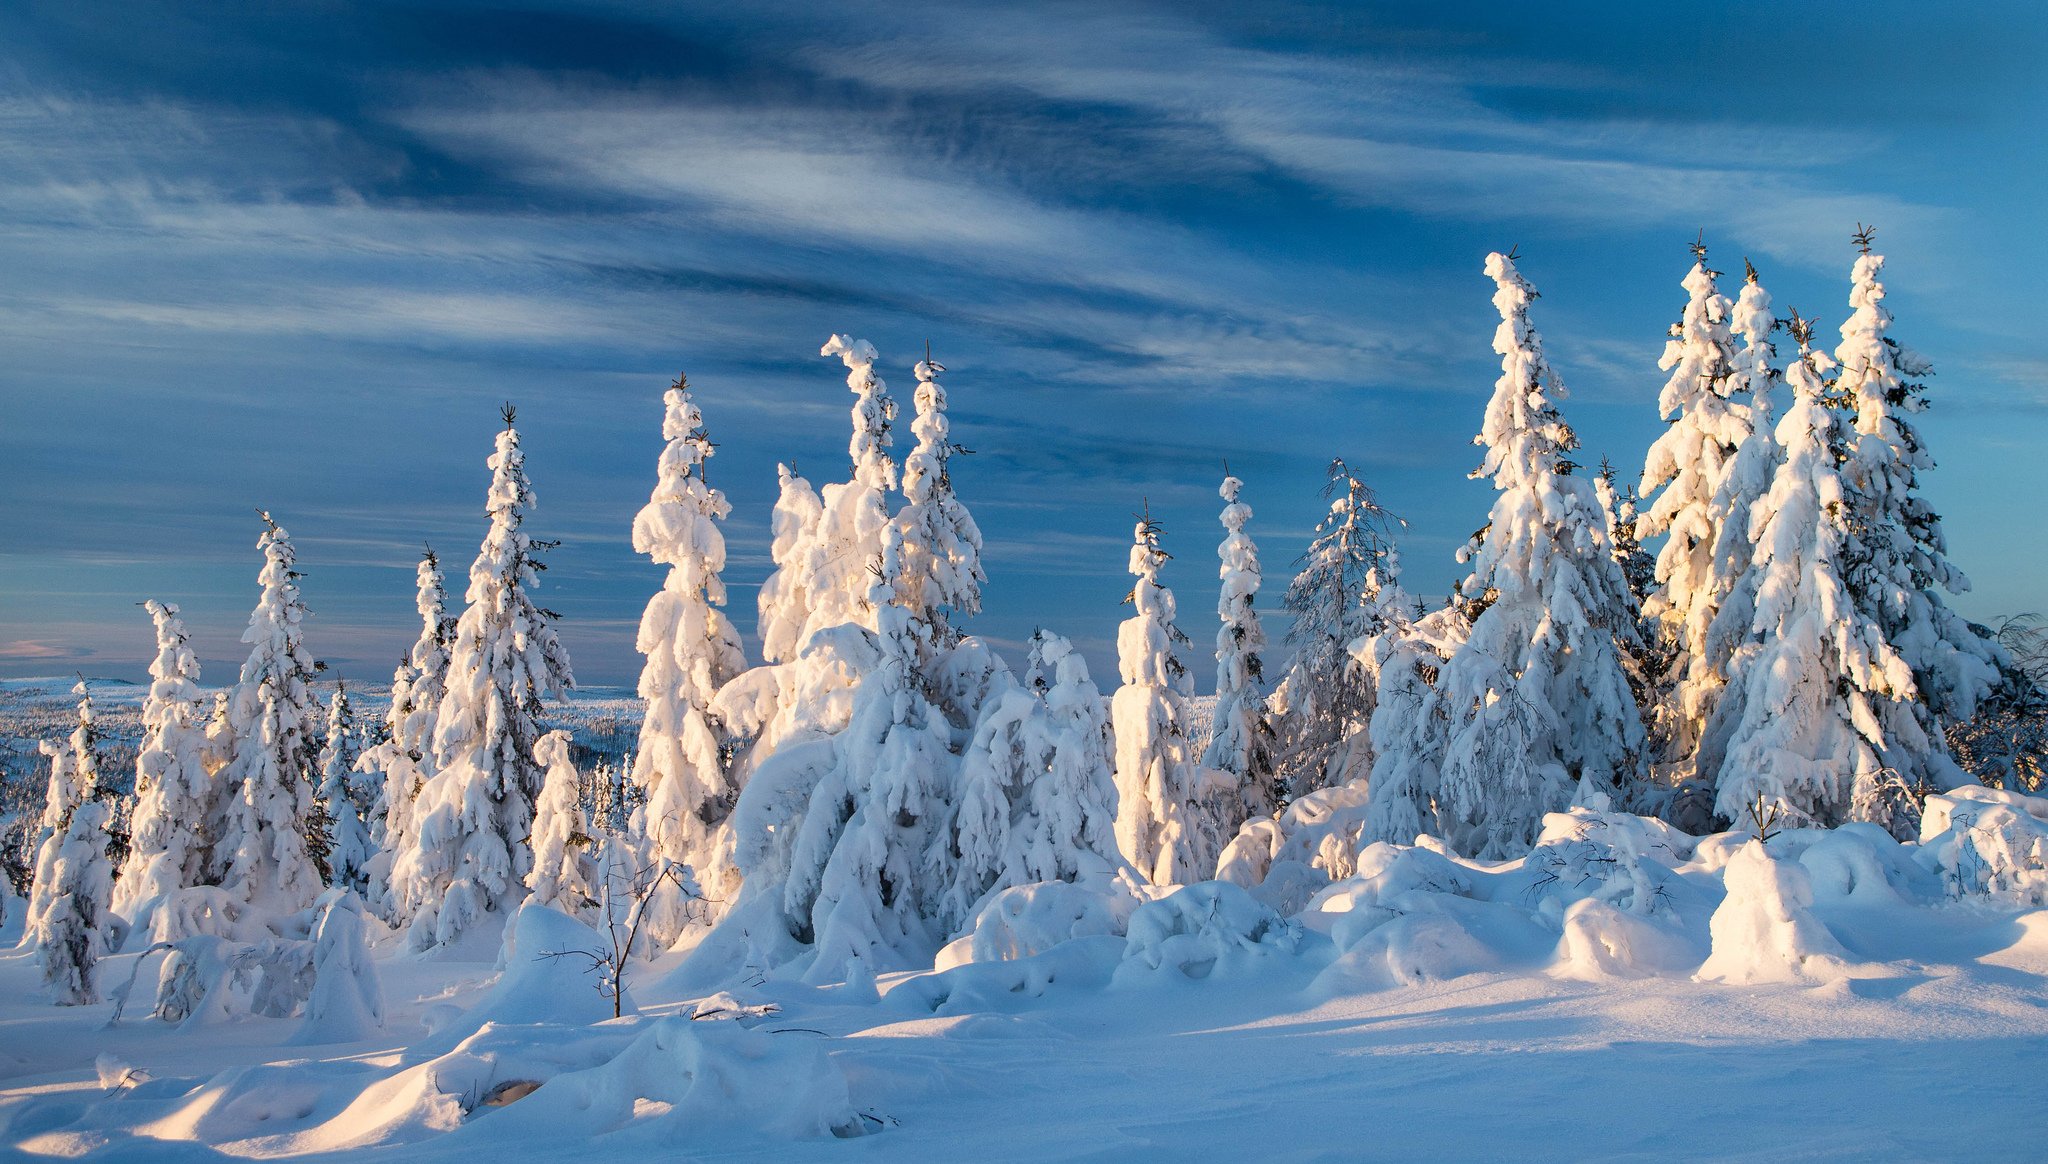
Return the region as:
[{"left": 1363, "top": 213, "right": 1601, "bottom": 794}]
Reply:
[
  {"left": 450, "top": 901, "right": 621, "bottom": 1040},
  {"left": 1115, "top": 881, "right": 1302, "bottom": 983},
  {"left": 936, "top": 877, "right": 1138, "bottom": 971},
  {"left": 1696, "top": 841, "right": 1852, "bottom": 985},
  {"left": 1918, "top": 786, "right": 2048, "bottom": 905},
  {"left": 457, "top": 1017, "right": 864, "bottom": 1144}
]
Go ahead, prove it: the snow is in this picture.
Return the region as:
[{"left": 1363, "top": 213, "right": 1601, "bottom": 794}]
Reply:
[{"left": 9, "top": 808, "right": 2048, "bottom": 1159}]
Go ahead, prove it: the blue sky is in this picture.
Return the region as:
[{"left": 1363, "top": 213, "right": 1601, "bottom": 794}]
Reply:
[{"left": 3, "top": 0, "right": 2045, "bottom": 689}]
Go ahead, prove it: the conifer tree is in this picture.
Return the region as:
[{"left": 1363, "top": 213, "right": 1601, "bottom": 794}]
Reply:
[
  {"left": 800, "top": 336, "right": 897, "bottom": 644},
  {"left": 358, "top": 547, "right": 454, "bottom": 924},
  {"left": 1697, "top": 264, "right": 1786, "bottom": 741},
  {"left": 399, "top": 406, "right": 575, "bottom": 949},
  {"left": 1202, "top": 473, "right": 1277, "bottom": 826},
  {"left": 30, "top": 683, "right": 114, "bottom": 1002},
  {"left": 318, "top": 686, "right": 370, "bottom": 894},
  {"left": 1833, "top": 227, "right": 2000, "bottom": 802},
  {"left": 1112, "top": 509, "right": 1219, "bottom": 884},
  {"left": 1433, "top": 253, "right": 1646, "bottom": 858},
  {"left": 1706, "top": 314, "right": 1917, "bottom": 828},
  {"left": 1272, "top": 459, "right": 1402, "bottom": 795},
  {"left": 527, "top": 730, "right": 601, "bottom": 916},
  {"left": 780, "top": 522, "right": 957, "bottom": 981},
  {"left": 217, "top": 514, "right": 327, "bottom": 913},
  {"left": 1637, "top": 241, "right": 1747, "bottom": 773},
  {"left": 893, "top": 349, "right": 985, "bottom": 641},
  {"left": 115, "top": 600, "right": 217, "bottom": 919},
  {"left": 935, "top": 630, "right": 1120, "bottom": 933},
  {"left": 630, "top": 373, "right": 747, "bottom": 938},
  {"left": 23, "top": 683, "right": 94, "bottom": 951},
  {"left": 757, "top": 464, "right": 825, "bottom": 665}
]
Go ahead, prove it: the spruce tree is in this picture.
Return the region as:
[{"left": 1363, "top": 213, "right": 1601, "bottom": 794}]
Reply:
[
  {"left": 115, "top": 600, "right": 217, "bottom": 919},
  {"left": 800, "top": 336, "right": 897, "bottom": 644},
  {"left": 1202, "top": 472, "right": 1277, "bottom": 826},
  {"left": 630, "top": 373, "right": 747, "bottom": 940},
  {"left": 399, "top": 406, "right": 575, "bottom": 949},
  {"left": 1112, "top": 509, "right": 1219, "bottom": 883},
  {"left": 1706, "top": 313, "right": 1916, "bottom": 828},
  {"left": 1272, "top": 459, "right": 1402, "bottom": 795},
  {"left": 1833, "top": 227, "right": 2000, "bottom": 807},
  {"left": 318, "top": 685, "right": 371, "bottom": 894},
  {"left": 893, "top": 349, "right": 985, "bottom": 642},
  {"left": 1433, "top": 253, "right": 1646, "bottom": 858},
  {"left": 934, "top": 630, "right": 1120, "bottom": 934},
  {"left": 358, "top": 547, "right": 454, "bottom": 925},
  {"left": 1637, "top": 241, "right": 1746, "bottom": 775},
  {"left": 756, "top": 464, "right": 825, "bottom": 666},
  {"left": 217, "top": 514, "right": 327, "bottom": 914},
  {"left": 779, "top": 522, "right": 957, "bottom": 981},
  {"left": 31, "top": 683, "right": 113, "bottom": 1002},
  {"left": 527, "top": 730, "right": 601, "bottom": 916}
]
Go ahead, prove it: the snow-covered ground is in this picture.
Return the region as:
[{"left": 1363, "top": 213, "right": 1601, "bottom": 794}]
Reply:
[{"left": 5, "top": 800, "right": 2048, "bottom": 1161}]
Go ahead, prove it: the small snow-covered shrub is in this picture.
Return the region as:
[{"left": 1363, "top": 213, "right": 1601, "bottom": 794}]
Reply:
[
  {"left": 1696, "top": 840, "right": 1849, "bottom": 985},
  {"left": 291, "top": 890, "right": 384, "bottom": 1044},
  {"left": 1918, "top": 786, "right": 2048, "bottom": 905},
  {"left": 1507, "top": 809, "right": 1693, "bottom": 923},
  {"left": 1115, "top": 881, "right": 1301, "bottom": 982}
]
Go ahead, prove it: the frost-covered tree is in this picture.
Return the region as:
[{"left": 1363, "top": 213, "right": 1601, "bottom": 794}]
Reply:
[
  {"left": 893, "top": 351, "right": 984, "bottom": 641},
  {"left": 1695, "top": 265, "right": 1786, "bottom": 752},
  {"left": 1636, "top": 243, "right": 1747, "bottom": 774},
  {"left": 1834, "top": 229, "right": 2000, "bottom": 786},
  {"left": 1360, "top": 603, "right": 1464, "bottom": 846},
  {"left": 779, "top": 523, "right": 957, "bottom": 981},
  {"left": 799, "top": 336, "right": 897, "bottom": 645},
  {"left": 217, "top": 514, "right": 327, "bottom": 914},
  {"left": 115, "top": 601, "right": 217, "bottom": 919},
  {"left": 399, "top": 406, "right": 575, "bottom": 950},
  {"left": 934, "top": 630, "right": 1121, "bottom": 933},
  {"left": 37, "top": 797, "right": 112, "bottom": 1005},
  {"left": 318, "top": 686, "right": 370, "bottom": 895},
  {"left": 1705, "top": 314, "right": 1918, "bottom": 829},
  {"left": 1112, "top": 510, "right": 1222, "bottom": 884},
  {"left": 757, "top": 464, "right": 824, "bottom": 666},
  {"left": 1595, "top": 461, "right": 1656, "bottom": 607},
  {"left": 1272, "top": 459, "right": 1404, "bottom": 796},
  {"left": 358, "top": 547, "right": 455, "bottom": 925},
  {"left": 630, "top": 373, "right": 747, "bottom": 939},
  {"left": 30, "top": 684, "right": 113, "bottom": 1002},
  {"left": 1434, "top": 253, "right": 1646, "bottom": 859},
  {"left": 1201, "top": 473, "right": 1276, "bottom": 826},
  {"left": 528, "top": 730, "right": 601, "bottom": 915}
]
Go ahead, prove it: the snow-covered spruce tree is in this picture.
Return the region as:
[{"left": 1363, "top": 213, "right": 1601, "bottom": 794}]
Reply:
[
  {"left": 780, "top": 523, "right": 957, "bottom": 981},
  {"left": 1113, "top": 509, "right": 1223, "bottom": 884},
  {"left": 527, "top": 730, "right": 601, "bottom": 915},
  {"left": 800, "top": 336, "right": 897, "bottom": 645},
  {"left": 1705, "top": 314, "right": 1918, "bottom": 829},
  {"left": 934, "top": 630, "right": 1121, "bottom": 933},
  {"left": 630, "top": 373, "right": 747, "bottom": 940},
  {"left": 1433, "top": 253, "right": 1647, "bottom": 859},
  {"left": 1691, "top": 263, "right": 1787, "bottom": 796},
  {"left": 1359, "top": 599, "right": 1462, "bottom": 846},
  {"left": 114, "top": 601, "right": 217, "bottom": 920},
  {"left": 756, "top": 464, "right": 825, "bottom": 666},
  {"left": 1833, "top": 228, "right": 2000, "bottom": 796},
  {"left": 30, "top": 683, "right": 114, "bottom": 1001},
  {"left": 22, "top": 684, "right": 94, "bottom": 952},
  {"left": 317, "top": 686, "right": 370, "bottom": 895},
  {"left": 217, "top": 514, "right": 328, "bottom": 914},
  {"left": 1271, "top": 459, "right": 1402, "bottom": 796},
  {"left": 1595, "top": 461, "right": 1656, "bottom": 607},
  {"left": 1636, "top": 242, "right": 1747, "bottom": 776},
  {"left": 400, "top": 405, "right": 575, "bottom": 950},
  {"left": 37, "top": 796, "right": 113, "bottom": 1004},
  {"left": 1202, "top": 473, "right": 1277, "bottom": 828},
  {"left": 893, "top": 350, "right": 985, "bottom": 643},
  {"left": 357, "top": 547, "right": 455, "bottom": 925}
]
